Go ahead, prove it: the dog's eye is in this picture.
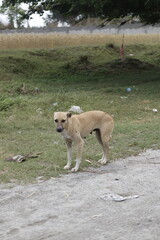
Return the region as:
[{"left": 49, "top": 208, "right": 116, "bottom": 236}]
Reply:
[
  {"left": 54, "top": 119, "right": 58, "bottom": 123},
  {"left": 61, "top": 119, "right": 66, "bottom": 123}
]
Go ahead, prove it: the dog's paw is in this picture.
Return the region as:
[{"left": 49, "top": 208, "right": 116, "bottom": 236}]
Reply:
[
  {"left": 98, "top": 158, "right": 107, "bottom": 165},
  {"left": 64, "top": 165, "right": 71, "bottom": 170},
  {"left": 71, "top": 167, "right": 79, "bottom": 172}
]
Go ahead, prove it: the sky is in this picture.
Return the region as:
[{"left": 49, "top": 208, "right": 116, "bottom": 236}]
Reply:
[{"left": 0, "top": 0, "right": 47, "bottom": 27}]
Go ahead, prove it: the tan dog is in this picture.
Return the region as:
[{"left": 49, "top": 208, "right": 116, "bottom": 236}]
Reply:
[{"left": 54, "top": 111, "right": 114, "bottom": 172}]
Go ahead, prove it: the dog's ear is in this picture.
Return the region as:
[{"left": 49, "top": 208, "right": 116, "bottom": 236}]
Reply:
[
  {"left": 54, "top": 112, "right": 57, "bottom": 118},
  {"left": 67, "top": 112, "right": 72, "bottom": 118}
]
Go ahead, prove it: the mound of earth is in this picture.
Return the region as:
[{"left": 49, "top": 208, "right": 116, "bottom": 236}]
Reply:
[
  {"left": 63, "top": 57, "right": 154, "bottom": 74},
  {"left": 107, "top": 58, "right": 154, "bottom": 70}
]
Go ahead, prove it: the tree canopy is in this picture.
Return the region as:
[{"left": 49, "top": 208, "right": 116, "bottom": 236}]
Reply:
[
  {"left": 2, "top": 0, "right": 160, "bottom": 25},
  {"left": 0, "top": 4, "right": 26, "bottom": 28}
]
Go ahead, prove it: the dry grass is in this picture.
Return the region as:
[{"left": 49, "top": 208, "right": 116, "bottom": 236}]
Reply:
[{"left": 0, "top": 33, "right": 160, "bottom": 49}]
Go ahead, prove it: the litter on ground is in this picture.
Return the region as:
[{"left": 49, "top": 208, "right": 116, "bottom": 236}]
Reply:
[{"left": 100, "top": 193, "right": 139, "bottom": 202}]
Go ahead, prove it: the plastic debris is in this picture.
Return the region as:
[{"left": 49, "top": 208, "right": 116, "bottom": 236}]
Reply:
[
  {"left": 85, "top": 159, "right": 92, "bottom": 164},
  {"left": 5, "top": 155, "right": 26, "bottom": 162},
  {"left": 69, "top": 106, "right": 83, "bottom": 113},
  {"left": 5, "top": 152, "right": 42, "bottom": 163},
  {"left": 92, "top": 213, "right": 103, "bottom": 219},
  {"left": 53, "top": 102, "right": 58, "bottom": 106},
  {"left": 126, "top": 88, "right": 132, "bottom": 92},
  {"left": 120, "top": 96, "right": 128, "bottom": 99},
  {"left": 100, "top": 193, "right": 139, "bottom": 202},
  {"left": 152, "top": 108, "right": 158, "bottom": 113}
]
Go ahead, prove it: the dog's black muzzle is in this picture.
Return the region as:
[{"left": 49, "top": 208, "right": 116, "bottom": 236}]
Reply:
[{"left": 56, "top": 127, "right": 64, "bottom": 133}]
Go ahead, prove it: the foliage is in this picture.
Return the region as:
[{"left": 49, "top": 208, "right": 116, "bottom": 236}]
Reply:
[
  {"left": 2, "top": 0, "right": 160, "bottom": 25},
  {"left": 0, "top": 20, "right": 7, "bottom": 30},
  {"left": 0, "top": 3, "right": 26, "bottom": 28}
]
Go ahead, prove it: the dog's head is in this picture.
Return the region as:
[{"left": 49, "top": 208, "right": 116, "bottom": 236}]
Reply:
[{"left": 54, "top": 112, "right": 72, "bottom": 133}]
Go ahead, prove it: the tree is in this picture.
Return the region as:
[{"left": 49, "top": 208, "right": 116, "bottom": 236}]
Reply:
[
  {"left": 2, "top": 0, "right": 160, "bottom": 25},
  {"left": 0, "top": 3, "right": 26, "bottom": 28}
]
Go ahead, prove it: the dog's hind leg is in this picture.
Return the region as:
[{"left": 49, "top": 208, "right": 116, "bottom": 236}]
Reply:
[
  {"left": 95, "top": 129, "right": 102, "bottom": 145},
  {"left": 64, "top": 139, "right": 72, "bottom": 170},
  {"left": 97, "top": 127, "right": 112, "bottom": 165},
  {"left": 95, "top": 130, "right": 105, "bottom": 162},
  {"left": 99, "top": 137, "right": 109, "bottom": 165}
]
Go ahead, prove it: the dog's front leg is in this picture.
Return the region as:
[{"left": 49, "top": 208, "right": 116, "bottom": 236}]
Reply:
[
  {"left": 64, "top": 139, "right": 72, "bottom": 170},
  {"left": 71, "top": 137, "right": 84, "bottom": 172}
]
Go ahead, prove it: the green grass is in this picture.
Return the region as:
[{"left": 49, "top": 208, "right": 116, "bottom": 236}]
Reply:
[{"left": 0, "top": 44, "right": 160, "bottom": 184}]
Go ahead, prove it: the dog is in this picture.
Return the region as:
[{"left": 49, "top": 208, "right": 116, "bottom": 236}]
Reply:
[{"left": 54, "top": 111, "right": 114, "bottom": 172}]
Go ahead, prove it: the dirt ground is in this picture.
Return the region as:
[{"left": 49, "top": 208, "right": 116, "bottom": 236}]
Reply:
[{"left": 0, "top": 149, "right": 160, "bottom": 240}]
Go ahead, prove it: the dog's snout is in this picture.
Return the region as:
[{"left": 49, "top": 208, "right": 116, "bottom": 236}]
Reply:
[{"left": 56, "top": 127, "right": 64, "bottom": 133}]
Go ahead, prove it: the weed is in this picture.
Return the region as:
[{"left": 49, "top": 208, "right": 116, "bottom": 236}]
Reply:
[
  {"left": 78, "top": 55, "right": 90, "bottom": 64},
  {"left": 0, "top": 95, "right": 21, "bottom": 111}
]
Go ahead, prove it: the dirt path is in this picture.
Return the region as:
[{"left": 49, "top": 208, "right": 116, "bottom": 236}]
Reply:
[{"left": 0, "top": 149, "right": 160, "bottom": 240}]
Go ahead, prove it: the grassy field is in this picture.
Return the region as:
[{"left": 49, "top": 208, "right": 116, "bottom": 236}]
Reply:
[{"left": 0, "top": 38, "right": 160, "bottom": 184}]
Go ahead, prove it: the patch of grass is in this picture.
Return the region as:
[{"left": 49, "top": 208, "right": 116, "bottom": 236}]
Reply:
[
  {"left": 0, "top": 95, "right": 22, "bottom": 111},
  {"left": 0, "top": 45, "right": 160, "bottom": 184}
]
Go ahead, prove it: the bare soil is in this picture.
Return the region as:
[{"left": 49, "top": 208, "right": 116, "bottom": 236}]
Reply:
[{"left": 0, "top": 149, "right": 160, "bottom": 240}]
